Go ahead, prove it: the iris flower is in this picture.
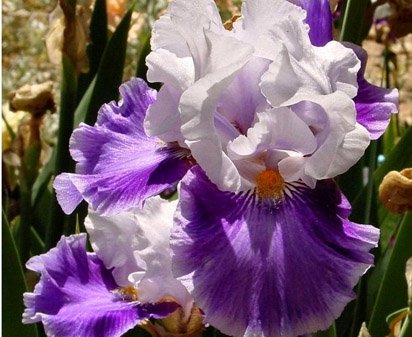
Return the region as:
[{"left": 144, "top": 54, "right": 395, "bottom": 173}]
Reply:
[
  {"left": 23, "top": 197, "right": 197, "bottom": 337},
  {"left": 51, "top": 0, "right": 398, "bottom": 336}
]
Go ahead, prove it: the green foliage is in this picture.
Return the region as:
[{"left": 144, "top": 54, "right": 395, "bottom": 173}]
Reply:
[
  {"left": 75, "top": 4, "right": 134, "bottom": 126},
  {"left": 368, "top": 213, "right": 412, "bottom": 337},
  {"left": 313, "top": 324, "right": 337, "bottom": 337},
  {"left": 45, "top": 54, "right": 78, "bottom": 250},
  {"left": 2, "top": 211, "right": 39, "bottom": 337},
  {"left": 77, "top": 0, "right": 108, "bottom": 99}
]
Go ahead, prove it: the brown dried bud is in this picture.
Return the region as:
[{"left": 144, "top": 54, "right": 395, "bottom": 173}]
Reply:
[
  {"left": 142, "top": 304, "right": 204, "bottom": 337},
  {"left": 46, "top": 1, "right": 91, "bottom": 73},
  {"left": 379, "top": 168, "right": 412, "bottom": 214},
  {"left": 8, "top": 81, "right": 55, "bottom": 116},
  {"left": 224, "top": 14, "right": 241, "bottom": 31}
]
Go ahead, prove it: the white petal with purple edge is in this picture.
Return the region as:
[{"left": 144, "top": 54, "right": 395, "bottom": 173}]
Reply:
[
  {"left": 345, "top": 42, "right": 399, "bottom": 140},
  {"left": 171, "top": 168, "right": 379, "bottom": 337}
]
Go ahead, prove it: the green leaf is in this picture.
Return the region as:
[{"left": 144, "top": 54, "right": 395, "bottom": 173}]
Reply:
[
  {"left": 122, "top": 326, "right": 152, "bottom": 337},
  {"left": 313, "top": 324, "right": 337, "bottom": 337},
  {"left": 22, "top": 142, "right": 42, "bottom": 188},
  {"left": 73, "top": 77, "right": 96, "bottom": 128},
  {"left": 2, "top": 113, "right": 16, "bottom": 140},
  {"left": 337, "top": 158, "right": 365, "bottom": 203},
  {"left": 74, "top": 4, "right": 134, "bottom": 127},
  {"left": 45, "top": 55, "right": 77, "bottom": 250},
  {"left": 135, "top": 29, "right": 151, "bottom": 82},
  {"left": 2, "top": 211, "right": 39, "bottom": 337},
  {"left": 30, "top": 227, "right": 45, "bottom": 256},
  {"left": 18, "top": 140, "right": 42, "bottom": 263},
  {"left": 398, "top": 316, "right": 412, "bottom": 337},
  {"left": 340, "top": 0, "right": 369, "bottom": 44},
  {"left": 77, "top": 0, "right": 108, "bottom": 100},
  {"left": 382, "top": 115, "right": 399, "bottom": 157},
  {"left": 31, "top": 149, "right": 55, "bottom": 209},
  {"left": 368, "top": 212, "right": 412, "bottom": 337}
]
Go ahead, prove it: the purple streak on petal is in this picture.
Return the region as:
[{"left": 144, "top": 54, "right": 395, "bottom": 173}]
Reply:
[
  {"left": 344, "top": 42, "right": 399, "bottom": 140},
  {"left": 23, "top": 234, "right": 177, "bottom": 337},
  {"left": 23, "top": 235, "right": 179, "bottom": 337},
  {"left": 171, "top": 167, "right": 379, "bottom": 337},
  {"left": 294, "top": 0, "right": 333, "bottom": 46},
  {"left": 54, "top": 78, "right": 191, "bottom": 215}
]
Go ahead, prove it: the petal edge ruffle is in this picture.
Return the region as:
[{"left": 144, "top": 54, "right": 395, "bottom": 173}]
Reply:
[
  {"left": 54, "top": 78, "right": 191, "bottom": 215},
  {"left": 171, "top": 167, "right": 379, "bottom": 337},
  {"left": 23, "top": 234, "right": 179, "bottom": 337}
]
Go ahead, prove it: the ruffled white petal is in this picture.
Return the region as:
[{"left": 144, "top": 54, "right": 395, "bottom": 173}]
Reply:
[
  {"left": 85, "top": 196, "right": 192, "bottom": 313},
  {"left": 180, "top": 30, "right": 254, "bottom": 192},
  {"left": 144, "top": 85, "right": 184, "bottom": 142},
  {"left": 301, "top": 93, "right": 370, "bottom": 179},
  {"left": 233, "top": 0, "right": 308, "bottom": 60},
  {"left": 144, "top": 0, "right": 373, "bottom": 193},
  {"left": 260, "top": 38, "right": 360, "bottom": 107}
]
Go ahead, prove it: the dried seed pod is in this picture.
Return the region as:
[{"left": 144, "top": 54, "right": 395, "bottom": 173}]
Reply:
[
  {"left": 379, "top": 168, "right": 412, "bottom": 214},
  {"left": 8, "top": 81, "right": 55, "bottom": 116}
]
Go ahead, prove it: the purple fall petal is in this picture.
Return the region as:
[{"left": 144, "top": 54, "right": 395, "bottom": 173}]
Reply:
[
  {"left": 54, "top": 78, "right": 191, "bottom": 215},
  {"left": 294, "top": 0, "right": 333, "bottom": 46},
  {"left": 23, "top": 234, "right": 179, "bottom": 337},
  {"left": 345, "top": 43, "right": 398, "bottom": 140},
  {"left": 171, "top": 167, "right": 379, "bottom": 337}
]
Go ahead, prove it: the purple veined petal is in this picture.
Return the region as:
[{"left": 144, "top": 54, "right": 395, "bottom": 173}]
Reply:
[
  {"left": 23, "top": 234, "right": 179, "bottom": 337},
  {"left": 54, "top": 78, "right": 192, "bottom": 216},
  {"left": 292, "top": 0, "right": 333, "bottom": 46},
  {"left": 171, "top": 167, "right": 379, "bottom": 337},
  {"left": 344, "top": 42, "right": 399, "bottom": 140}
]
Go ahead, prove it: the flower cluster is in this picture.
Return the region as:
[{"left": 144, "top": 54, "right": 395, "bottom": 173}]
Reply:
[{"left": 23, "top": 1, "right": 398, "bottom": 337}]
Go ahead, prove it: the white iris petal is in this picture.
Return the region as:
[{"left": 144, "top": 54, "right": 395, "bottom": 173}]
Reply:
[
  {"left": 85, "top": 196, "right": 193, "bottom": 316},
  {"left": 145, "top": 0, "right": 369, "bottom": 193}
]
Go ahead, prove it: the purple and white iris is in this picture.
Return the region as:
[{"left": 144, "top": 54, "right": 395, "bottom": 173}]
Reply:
[
  {"left": 23, "top": 197, "right": 193, "bottom": 337},
  {"left": 25, "top": 0, "right": 399, "bottom": 337}
]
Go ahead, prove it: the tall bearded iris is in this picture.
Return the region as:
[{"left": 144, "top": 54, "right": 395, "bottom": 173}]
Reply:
[{"left": 51, "top": 0, "right": 399, "bottom": 337}]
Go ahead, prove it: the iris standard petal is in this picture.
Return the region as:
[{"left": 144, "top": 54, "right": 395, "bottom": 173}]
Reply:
[
  {"left": 23, "top": 234, "right": 179, "bottom": 337},
  {"left": 171, "top": 168, "right": 379, "bottom": 337},
  {"left": 233, "top": 0, "right": 308, "bottom": 61},
  {"left": 180, "top": 30, "right": 254, "bottom": 192},
  {"left": 346, "top": 43, "right": 399, "bottom": 140},
  {"left": 54, "top": 78, "right": 192, "bottom": 215}
]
